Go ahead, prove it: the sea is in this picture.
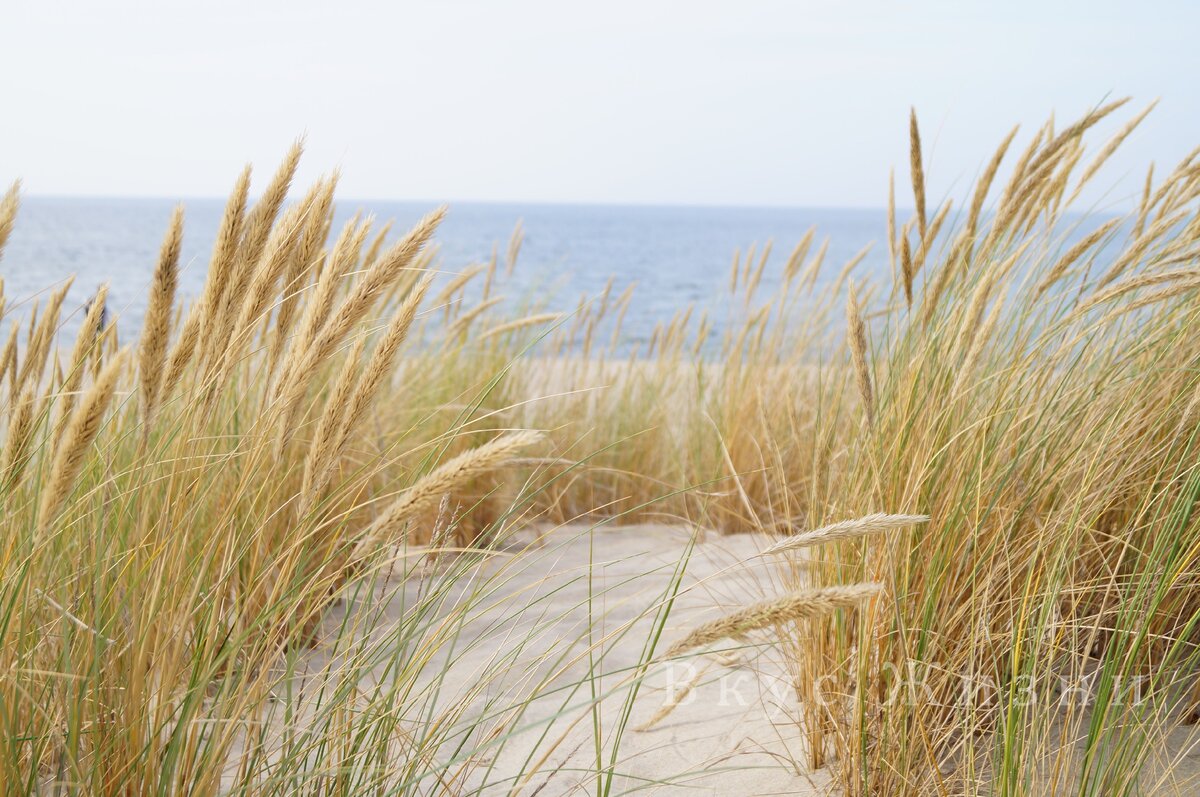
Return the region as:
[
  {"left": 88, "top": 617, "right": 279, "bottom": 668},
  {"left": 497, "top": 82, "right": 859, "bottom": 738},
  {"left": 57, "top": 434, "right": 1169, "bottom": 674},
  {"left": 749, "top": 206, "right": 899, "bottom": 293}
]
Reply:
[{"left": 2, "top": 198, "right": 890, "bottom": 346}]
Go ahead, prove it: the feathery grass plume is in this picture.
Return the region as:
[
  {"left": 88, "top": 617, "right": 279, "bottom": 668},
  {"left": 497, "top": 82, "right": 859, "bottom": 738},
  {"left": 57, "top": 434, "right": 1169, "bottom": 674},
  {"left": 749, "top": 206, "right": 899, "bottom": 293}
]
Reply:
[
  {"left": 1068, "top": 100, "right": 1158, "bottom": 206},
  {"left": 268, "top": 218, "right": 369, "bottom": 386},
  {"left": 203, "top": 143, "right": 304, "bottom": 368},
  {"left": 930, "top": 133, "right": 1014, "bottom": 310},
  {"left": 953, "top": 290, "right": 1006, "bottom": 393},
  {"left": 480, "top": 313, "right": 562, "bottom": 340},
  {"left": 239, "top": 140, "right": 304, "bottom": 273},
  {"left": 582, "top": 314, "right": 599, "bottom": 357},
  {"left": 1132, "top": 162, "right": 1156, "bottom": 240},
  {"left": 308, "top": 206, "right": 443, "bottom": 363},
  {"left": 1033, "top": 150, "right": 1082, "bottom": 219},
  {"left": 800, "top": 238, "right": 829, "bottom": 292},
  {"left": 389, "top": 247, "right": 430, "bottom": 302},
  {"left": 691, "top": 312, "right": 711, "bottom": 357},
  {"left": 847, "top": 281, "right": 874, "bottom": 425},
  {"left": 505, "top": 219, "right": 524, "bottom": 278},
  {"left": 302, "top": 275, "right": 432, "bottom": 509},
  {"left": 482, "top": 246, "right": 500, "bottom": 301},
  {"left": 741, "top": 243, "right": 757, "bottom": 291},
  {"left": 53, "top": 285, "right": 110, "bottom": 450},
  {"left": 333, "top": 214, "right": 373, "bottom": 271},
  {"left": 0, "top": 180, "right": 19, "bottom": 261},
  {"left": 167, "top": 166, "right": 251, "bottom": 396},
  {"left": 298, "top": 335, "right": 367, "bottom": 512},
  {"left": 832, "top": 243, "right": 873, "bottom": 298},
  {"left": 1149, "top": 146, "right": 1200, "bottom": 216},
  {"left": 664, "top": 583, "right": 882, "bottom": 658},
  {"left": 988, "top": 147, "right": 1071, "bottom": 244},
  {"left": 1, "top": 384, "right": 37, "bottom": 490},
  {"left": 361, "top": 219, "right": 392, "bottom": 270},
  {"left": 159, "top": 303, "right": 201, "bottom": 406},
  {"left": 273, "top": 208, "right": 444, "bottom": 447},
  {"left": 192, "top": 166, "right": 252, "bottom": 356},
  {"left": 609, "top": 283, "right": 635, "bottom": 348},
  {"left": 595, "top": 276, "right": 615, "bottom": 318},
  {"left": 37, "top": 349, "right": 126, "bottom": 535},
  {"left": 564, "top": 293, "right": 589, "bottom": 342},
  {"left": 1032, "top": 217, "right": 1123, "bottom": 299},
  {"left": 343, "top": 276, "right": 430, "bottom": 419},
  {"left": 26, "top": 299, "right": 39, "bottom": 339},
  {"left": 270, "top": 189, "right": 344, "bottom": 365},
  {"left": 1030, "top": 139, "right": 1084, "bottom": 226},
  {"left": 361, "top": 430, "right": 543, "bottom": 545},
  {"left": 910, "top": 108, "right": 927, "bottom": 239},
  {"left": 745, "top": 240, "right": 772, "bottom": 300},
  {"left": 965, "top": 126, "right": 1020, "bottom": 252},
  {"left": 0, "top": 320, "right": 17, "bottom": 395},
  {"left": 223, "top": 196, "right": 311, "bottom": 352},
  {"left": 448, "top": 295, "right": 504, "bottom": 338},
  {"left": 992, "top": 101, "right": 1125, "bottom": 232},
  {"left": 1076, "top": 267, "right": 1200, "bottom": 318},
  {"left": 1026, "top": 98, "right": 1129, "bottom": 182},
  {"left": 204, "top": 165, "right": 253, "bottom": 314},
  {"left": 783, "top": 228, "right": 816, "bottom": 282},
  {"left": 279, "top": 217, "right": 370, "bottom": 366},
  {"left": 900, "top": 234, "right": 915, "bottom": 308},
  {"left": 431, "top": 263, "right": 486, "bottom": 313},
  {"left": 1158, "top": 178, "right": 1200, "bottom": 228},
  {"left": 16, "top": 281, "right": 72, "bottom": 393},
  {"left": 761, "top": 514, "right": 929, "bottom": 555},
  {"left": 138, "top": 205, "right": 183, "bottom": 427},
  {"left": 1096, "top": 207, "right": 1189, "bottom": 289},
  {"left": 953, "top": 274, "right": 1002, "bottom": 365},
  {"left": 913, "top": 199, "right": 951, "bottom": 278},
  {"left": 294, "top": 175, "right": 339, "bottom": 276},
  {"left": 995, "top": 126, "right": 1046, "bottom": 218},
  {"left": 1089, "top": 277, "right": 1200, "bottom": 330}
]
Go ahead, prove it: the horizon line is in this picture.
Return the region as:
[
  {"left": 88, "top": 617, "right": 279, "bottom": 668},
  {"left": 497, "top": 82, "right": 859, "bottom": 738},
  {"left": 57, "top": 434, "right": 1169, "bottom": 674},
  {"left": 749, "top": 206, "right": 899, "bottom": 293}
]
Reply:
[{"left": 18, "top": 192, "right": 905, "bottom": 214}]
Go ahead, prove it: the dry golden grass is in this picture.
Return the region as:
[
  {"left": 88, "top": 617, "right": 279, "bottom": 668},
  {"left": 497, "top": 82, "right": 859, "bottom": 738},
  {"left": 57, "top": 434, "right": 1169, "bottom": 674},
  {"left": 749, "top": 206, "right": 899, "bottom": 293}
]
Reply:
[
  {"left": 663, "top": 583, "right": 882, "bottom": 659},
  {"left": 0, "top": 154, "right": 569, "bottom": 793},
  {"left": 4, "top": 98, "right": 1200, "bottom": 795},
  {"left": 760, "top": 513, "right": 928, "bottom": 555}
]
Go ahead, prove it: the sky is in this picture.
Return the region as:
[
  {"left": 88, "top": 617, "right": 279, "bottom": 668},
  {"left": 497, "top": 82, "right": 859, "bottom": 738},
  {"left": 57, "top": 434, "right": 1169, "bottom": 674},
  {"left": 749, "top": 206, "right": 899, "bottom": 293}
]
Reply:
[{"left": 1, "top": 0, "right": 1197, "bottom": 208}]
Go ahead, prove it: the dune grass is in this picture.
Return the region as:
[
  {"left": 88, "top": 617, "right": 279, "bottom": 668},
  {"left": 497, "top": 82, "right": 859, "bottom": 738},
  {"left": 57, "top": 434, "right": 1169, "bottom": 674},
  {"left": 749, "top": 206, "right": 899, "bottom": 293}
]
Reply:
[
  {"left": 5, "top": 98, "right": 1200, "bottom": 794},
  {"left": 0, "top": 154, "right": 640, "bottom": 793},
  {"left": 790, "top": 102, "right": 1200, "bottom": 795}
]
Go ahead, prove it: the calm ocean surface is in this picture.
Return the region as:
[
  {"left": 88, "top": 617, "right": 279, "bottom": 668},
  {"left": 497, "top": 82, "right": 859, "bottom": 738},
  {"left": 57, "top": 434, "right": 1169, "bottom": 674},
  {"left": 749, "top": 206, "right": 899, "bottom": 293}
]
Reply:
[{"left": 2, "top": 198, "right": 890, "bottom": 344}]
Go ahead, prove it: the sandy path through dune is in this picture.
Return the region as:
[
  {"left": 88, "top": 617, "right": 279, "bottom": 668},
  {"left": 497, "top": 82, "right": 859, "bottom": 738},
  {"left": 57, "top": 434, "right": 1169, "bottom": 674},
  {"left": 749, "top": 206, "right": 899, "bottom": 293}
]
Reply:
[{"left": 310, "top": 523, "right": 827, "bottom": 796}]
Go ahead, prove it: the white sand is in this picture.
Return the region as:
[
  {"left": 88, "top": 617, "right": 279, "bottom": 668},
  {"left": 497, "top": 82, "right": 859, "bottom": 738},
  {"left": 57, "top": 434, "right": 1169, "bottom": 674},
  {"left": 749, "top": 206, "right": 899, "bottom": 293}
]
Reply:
[
  {"left": 312, "top": 523, "right": 826, "bottom": 795},
  {"left": 243, "top": 522, "right": 1200, "bottom": 795}
]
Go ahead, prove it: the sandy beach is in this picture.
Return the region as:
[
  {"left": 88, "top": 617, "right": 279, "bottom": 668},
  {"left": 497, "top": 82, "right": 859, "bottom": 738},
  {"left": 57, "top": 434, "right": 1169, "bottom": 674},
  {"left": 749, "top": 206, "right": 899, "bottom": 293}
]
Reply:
[{"left": 295, "top": 523, "right": 827, "bottom": 795}]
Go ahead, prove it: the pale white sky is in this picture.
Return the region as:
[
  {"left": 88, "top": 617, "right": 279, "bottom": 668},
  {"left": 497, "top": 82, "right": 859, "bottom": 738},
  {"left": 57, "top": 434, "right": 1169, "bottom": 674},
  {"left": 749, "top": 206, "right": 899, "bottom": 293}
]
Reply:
[{"left": 1, "top": 0, "right": 1196, "bottom": 208}]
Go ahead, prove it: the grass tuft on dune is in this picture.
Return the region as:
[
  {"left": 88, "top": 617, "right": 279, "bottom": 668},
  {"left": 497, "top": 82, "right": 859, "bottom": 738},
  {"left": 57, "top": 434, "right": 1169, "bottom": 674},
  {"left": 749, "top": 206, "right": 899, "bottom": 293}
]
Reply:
[{"left": 5, "top": 99, "right": 1200, "bottom": 794}]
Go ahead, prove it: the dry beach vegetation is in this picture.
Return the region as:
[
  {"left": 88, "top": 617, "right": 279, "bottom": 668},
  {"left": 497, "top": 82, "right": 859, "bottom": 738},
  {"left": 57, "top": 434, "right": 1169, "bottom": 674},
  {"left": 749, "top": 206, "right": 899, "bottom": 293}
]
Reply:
[{"left": 4, "top": 99, "right": 1200, "bottom": 794}]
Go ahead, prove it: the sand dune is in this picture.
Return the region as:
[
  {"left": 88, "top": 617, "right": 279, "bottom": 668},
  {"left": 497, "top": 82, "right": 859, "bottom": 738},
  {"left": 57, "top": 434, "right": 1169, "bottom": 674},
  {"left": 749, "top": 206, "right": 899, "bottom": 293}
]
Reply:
[{"left": 307, "top": 523, "right": 826, "bottom": 795}]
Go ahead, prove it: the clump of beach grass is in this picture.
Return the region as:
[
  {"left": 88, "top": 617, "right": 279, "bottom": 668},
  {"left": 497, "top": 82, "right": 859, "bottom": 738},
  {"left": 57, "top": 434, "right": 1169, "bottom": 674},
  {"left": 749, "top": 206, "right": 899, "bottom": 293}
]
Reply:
[
  {"left": 0, "top": 152, "right": 603, "bottom": 794},
  {"left": 469, "top": 98, "right": 1200, "bottom": 795},
  {"left": 6, "top": 96, "right": 1200, "bottom": 796},
  {"left": 773, "top": 101, "right": 1200, "bottom": 795}
]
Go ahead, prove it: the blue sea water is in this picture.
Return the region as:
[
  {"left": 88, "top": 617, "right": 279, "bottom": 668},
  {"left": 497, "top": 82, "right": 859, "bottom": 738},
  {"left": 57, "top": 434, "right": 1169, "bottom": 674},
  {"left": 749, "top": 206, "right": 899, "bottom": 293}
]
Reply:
[{"left": 1, "top": 198, "right": 890, "bottom": 345}]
